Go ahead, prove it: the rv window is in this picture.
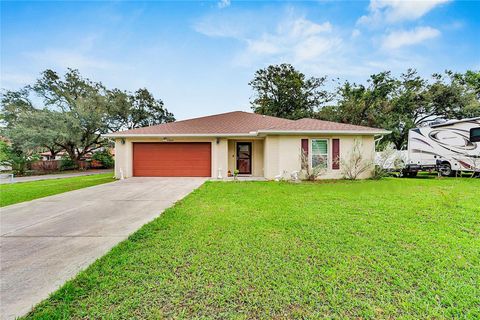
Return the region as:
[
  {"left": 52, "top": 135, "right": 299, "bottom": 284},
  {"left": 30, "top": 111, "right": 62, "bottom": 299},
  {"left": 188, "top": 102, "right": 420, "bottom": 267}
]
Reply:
[{"left": 470, "top": 127, "right": 480, "bottom": 142}]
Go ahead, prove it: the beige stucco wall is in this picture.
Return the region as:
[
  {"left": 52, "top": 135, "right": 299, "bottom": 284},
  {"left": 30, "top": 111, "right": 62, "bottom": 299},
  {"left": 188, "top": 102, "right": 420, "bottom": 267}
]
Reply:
[
  {"left": 263, "top": 136, "right": 279, "bottom": 179},
  {"left": 227, "top": 139, "right": 264, "bottom": 176},
  {"left": 113, "top": 135, "right": 375, "bottom": 180},
  {"left": 262, "top": 135, "right": 375, "bottom": 180}
]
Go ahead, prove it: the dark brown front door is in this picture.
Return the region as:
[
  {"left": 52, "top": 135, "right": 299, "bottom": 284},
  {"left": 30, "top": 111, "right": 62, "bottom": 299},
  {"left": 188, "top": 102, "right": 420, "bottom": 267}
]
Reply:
[{"left": 236, "top": 142, "right": 252, "bottom": 174}]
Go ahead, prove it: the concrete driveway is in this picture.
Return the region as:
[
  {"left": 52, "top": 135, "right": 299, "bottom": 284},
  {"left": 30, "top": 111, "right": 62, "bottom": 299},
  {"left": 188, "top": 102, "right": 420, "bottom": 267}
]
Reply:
[{"left": 0, "top": 177, "right": 206, "bottom": 319}]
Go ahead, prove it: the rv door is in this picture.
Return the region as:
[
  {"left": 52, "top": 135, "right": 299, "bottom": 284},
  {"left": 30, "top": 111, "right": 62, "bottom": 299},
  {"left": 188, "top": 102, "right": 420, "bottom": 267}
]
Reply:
[{"left": 470, "top": 127, "right": 480, "bottom": 142}]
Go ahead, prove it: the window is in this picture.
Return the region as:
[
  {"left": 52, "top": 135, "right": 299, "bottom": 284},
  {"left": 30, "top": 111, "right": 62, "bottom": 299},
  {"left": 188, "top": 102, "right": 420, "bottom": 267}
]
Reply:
[
  {"left": 470, "top": 127, "right": 480, "bottom": 142},
  {"left": 311, "top": 139, "right": 328, "bottom": 168}
]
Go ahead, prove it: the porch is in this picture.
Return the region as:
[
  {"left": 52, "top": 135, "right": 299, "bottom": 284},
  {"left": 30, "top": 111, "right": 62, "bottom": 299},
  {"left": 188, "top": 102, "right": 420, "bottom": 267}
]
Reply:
[{"left": 225, "top": 139, "right": 264, "bottom": 178}]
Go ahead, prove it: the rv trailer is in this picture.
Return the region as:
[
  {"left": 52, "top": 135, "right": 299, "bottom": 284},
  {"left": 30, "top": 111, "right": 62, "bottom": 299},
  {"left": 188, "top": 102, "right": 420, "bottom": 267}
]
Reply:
[{"left": 403, "top": 117, "right": 480, "bottom": 177}]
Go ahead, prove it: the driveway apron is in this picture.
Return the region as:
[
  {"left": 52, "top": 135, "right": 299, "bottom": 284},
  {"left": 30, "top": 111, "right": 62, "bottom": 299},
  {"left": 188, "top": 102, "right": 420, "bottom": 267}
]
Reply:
[{"left": 0, "top": 177, "right": 206, "bottom": 319}]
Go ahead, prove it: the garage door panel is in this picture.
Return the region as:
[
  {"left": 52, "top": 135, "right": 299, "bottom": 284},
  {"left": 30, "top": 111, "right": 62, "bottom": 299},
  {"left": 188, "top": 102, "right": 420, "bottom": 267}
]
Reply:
[{"left": 133, "top": 143, "right": 211, "bottom": 177}]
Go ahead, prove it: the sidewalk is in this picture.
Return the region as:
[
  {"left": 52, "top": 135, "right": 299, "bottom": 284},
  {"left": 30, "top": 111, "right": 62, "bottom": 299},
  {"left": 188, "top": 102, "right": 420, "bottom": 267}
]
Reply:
[{"left": 0, "top": 169, "right": 113, "bottom": 184}]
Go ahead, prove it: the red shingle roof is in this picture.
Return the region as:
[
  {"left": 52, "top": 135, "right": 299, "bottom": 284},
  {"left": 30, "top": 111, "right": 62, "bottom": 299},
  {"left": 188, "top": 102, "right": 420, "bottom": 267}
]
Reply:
[
  {"left": 264, "top": 118, "right": 383, "bottom": 132},
  {"left": 107, "top": 111, "right": 388, "bottom": 136}
]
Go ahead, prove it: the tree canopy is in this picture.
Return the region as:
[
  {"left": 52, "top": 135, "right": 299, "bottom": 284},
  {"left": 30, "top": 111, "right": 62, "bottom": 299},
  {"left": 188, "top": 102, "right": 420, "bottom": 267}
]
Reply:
[
  {"left": 0, "top": 68, "right": 174, "bottom": 163},
  {"left": 250, "top": 64, "right": 480, "bottom": 149},
  {"left": 249, "top": 64, "right": 332, "bottom": 120}
]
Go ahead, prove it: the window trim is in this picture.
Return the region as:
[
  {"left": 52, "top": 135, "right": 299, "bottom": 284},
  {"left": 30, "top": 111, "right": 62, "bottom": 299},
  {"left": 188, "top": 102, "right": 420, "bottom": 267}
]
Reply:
[
  {"left": 470, "top": 127, "right": 480, "bottom": 142},
  {"left": 309, "top": 138, "right": 329, "bottom": 169}
]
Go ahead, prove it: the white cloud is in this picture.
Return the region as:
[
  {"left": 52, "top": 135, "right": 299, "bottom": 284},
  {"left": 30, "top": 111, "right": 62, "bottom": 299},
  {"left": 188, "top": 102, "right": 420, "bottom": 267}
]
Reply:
[
  {"left": 382, "top": 26, "right": 440, "bottom": 49},
  {"left": 288, "top": 19, "right": 332, "bottom": 37},
  {"left": 192, "top": 9, "right": 448, "bottom": 81},
  {"left": 194, "top": 14, "right": 340, "bottom": 64},
  {"left": 218, "top": 0, "right": 230, "bottom": 9},
  {"left": 358, "top": 0, "right": 450, "bottom": 25},
  {"left": 193, "top": 15, "right": 245, "bottom": 38},
  {"left": 246, "top": 38, "right": 281, "bottom": 55},
  {"left": 294, "top": 36, "right": 341, "bottom": 61},
  {"left": 244, "top": 18, "right": 340, "bottom": 63},
  {"left": 351, "top": 29, "right": 361, "bottom": 38}
]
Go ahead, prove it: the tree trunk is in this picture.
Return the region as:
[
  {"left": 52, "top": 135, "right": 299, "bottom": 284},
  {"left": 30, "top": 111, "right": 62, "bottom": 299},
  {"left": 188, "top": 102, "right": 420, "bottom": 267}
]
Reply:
[
  {"left": 394, "top": 140, "right": 403, "bottom": 150},
  {"left": 47, "top": 147, "right": 58, "bottom": 160},
  {"left": 64, "top": 147, "right": 79, "bottom": 169}
]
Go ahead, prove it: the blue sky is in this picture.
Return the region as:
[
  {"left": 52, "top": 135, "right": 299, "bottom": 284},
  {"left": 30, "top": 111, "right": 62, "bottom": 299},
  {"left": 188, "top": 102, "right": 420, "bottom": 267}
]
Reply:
[{"left": 1, "top": 0, "right": 479, "bottom": 120}]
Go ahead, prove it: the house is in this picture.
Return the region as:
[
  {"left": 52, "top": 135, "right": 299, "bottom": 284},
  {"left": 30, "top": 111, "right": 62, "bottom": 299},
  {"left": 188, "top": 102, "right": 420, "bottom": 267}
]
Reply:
[
  {"left": 39, "top": 151, "right": 67, "bottom": 161},
  {"left": 105, "top": 111, "right": 390, "bottom": 179}
]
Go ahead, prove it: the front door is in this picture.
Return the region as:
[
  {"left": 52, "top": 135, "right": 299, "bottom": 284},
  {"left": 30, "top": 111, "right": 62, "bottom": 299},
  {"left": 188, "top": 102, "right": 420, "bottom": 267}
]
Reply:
[{"left": 236, "top": 142, "right": 252, "bottom": 174}]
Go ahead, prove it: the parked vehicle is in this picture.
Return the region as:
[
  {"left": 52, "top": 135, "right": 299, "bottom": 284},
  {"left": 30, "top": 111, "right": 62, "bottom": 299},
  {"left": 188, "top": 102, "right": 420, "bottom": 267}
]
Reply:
[{"left": 402, "top": 117, "right": 480, "bottom": 177}]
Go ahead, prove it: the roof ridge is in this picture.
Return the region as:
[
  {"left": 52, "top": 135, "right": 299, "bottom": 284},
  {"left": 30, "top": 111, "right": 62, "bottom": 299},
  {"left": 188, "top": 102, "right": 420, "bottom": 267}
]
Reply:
[
  {"left": 293, "top": 117, "right": 385, "bottom": 131},
  {"left": 142, "top": 111, "right": 291, "bottom": 127},
  {"left": 164, "top": 110, "right": 244, "bottom": 125},
  {"left": 169, "top": 111, "right": 294, "bottom": 130},
  {"left": 116, "top": 111, "right": 246, "bottom": 134}
]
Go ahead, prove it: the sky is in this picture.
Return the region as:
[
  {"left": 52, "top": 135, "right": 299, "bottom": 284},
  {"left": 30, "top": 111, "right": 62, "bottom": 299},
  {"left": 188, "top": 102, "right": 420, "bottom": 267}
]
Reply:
[{"left": 1, "top": 0, "right": 479, "bottom": 120}]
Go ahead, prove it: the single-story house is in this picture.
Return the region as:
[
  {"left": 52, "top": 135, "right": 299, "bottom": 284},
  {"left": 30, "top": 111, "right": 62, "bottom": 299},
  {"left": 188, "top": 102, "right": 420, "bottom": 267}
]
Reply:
[
  {"left": 39, "top": 151, "right": 67, "bottom": 161},
  {"left": 105, "top": 111, "right": 390, "bottom": 179}
]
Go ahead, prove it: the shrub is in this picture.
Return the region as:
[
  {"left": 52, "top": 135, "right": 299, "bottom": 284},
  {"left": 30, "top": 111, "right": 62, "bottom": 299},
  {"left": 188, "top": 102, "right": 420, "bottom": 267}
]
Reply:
[
  {"left": 341, "top": 139, "right": 374, "bottom": 180},
  {"left": 0, "top": 142, "right": 38, "bottom": 176},
  {"left": 371, "top": 165, "right": 388, "bottom": 180},
  {"left": 60, "top": 155, "right": 76, "bottom": 170},
  {"left": 92, "top": 150, "right": 114, "bottom": 169},
  {"left": 299, "top": 150, "right": 327, "bottom": 181}
]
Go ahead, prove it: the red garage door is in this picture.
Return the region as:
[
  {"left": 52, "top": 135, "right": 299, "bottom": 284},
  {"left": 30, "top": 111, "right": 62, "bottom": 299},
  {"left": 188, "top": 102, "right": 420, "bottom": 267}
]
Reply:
[{"left": 133, "top": 143, "right": 211, "bottom": 177}]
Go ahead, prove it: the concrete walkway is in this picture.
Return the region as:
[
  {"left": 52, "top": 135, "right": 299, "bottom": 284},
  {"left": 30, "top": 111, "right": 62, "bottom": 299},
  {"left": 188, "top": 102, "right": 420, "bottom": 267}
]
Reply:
[
  {"left": 0, "top": 177, "right": 206, "bottom": 319},
  {"left": 0, "top": 169, "right": 113, "bottom": 184}
]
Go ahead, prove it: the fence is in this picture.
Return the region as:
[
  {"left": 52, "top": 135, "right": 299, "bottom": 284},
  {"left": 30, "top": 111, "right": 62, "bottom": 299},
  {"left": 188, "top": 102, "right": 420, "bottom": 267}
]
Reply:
[
  {"left": 30, "top": 160, "right": 91, "bottom": 172},
  {"left": 30, "top": 160, "right": 61, "bottom": 171}
]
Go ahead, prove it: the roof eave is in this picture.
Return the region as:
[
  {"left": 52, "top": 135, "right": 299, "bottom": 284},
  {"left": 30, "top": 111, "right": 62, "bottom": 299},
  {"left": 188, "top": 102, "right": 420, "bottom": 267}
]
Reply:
[
  {"left": 102, "top": 132, "right": 259, "bottom": 138},
  {"left": 257, "top": 129, "right": 391, "bottom": 136},
  {"left": 103, "top": 129, "right": 391, "bottom": 138}
]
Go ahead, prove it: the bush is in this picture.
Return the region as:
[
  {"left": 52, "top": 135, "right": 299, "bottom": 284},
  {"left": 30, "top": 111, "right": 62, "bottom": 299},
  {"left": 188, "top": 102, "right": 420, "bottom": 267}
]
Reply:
[
  {"left": 92, "top": 150, "right": 114, "bottom": 169},
  {"left": 340, "top": 139, "right": 374, "bottom": 180},
  {"left": 299, "top": 150, "right": 327, "bottom": 181},
  {"left": 0, "top": 142, "right": 38, "bottom": 176},
  {"left": 371, "top": 165, "right": 388, "bottom": 180},
  {"left": 60, "top": 155, "right": 76, "bottom": 170}
]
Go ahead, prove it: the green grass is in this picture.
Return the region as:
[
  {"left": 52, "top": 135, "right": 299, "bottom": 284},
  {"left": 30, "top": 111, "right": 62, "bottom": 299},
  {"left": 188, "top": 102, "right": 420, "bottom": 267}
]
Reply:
[
  {"left": 0, "top": 173, "right": 115, "bottom": 207},
  {"left": 23, "top": 177, "right": 479, "bottom": 319}
]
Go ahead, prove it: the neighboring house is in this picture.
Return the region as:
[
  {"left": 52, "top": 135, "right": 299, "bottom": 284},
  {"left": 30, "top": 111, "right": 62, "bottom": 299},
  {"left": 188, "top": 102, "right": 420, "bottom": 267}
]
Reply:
[
  {"left": 39, "top": 151, "right": 67, "bottom": 161},
  {"left": 105, "top": 111, "right": 390, "bottom": 179},
  {"left": 40, "top": 151, "right": 96, "bottom": 161}
]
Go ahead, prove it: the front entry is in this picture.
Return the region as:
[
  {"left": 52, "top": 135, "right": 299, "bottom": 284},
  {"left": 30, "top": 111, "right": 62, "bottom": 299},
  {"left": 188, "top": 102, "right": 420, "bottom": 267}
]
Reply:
[{"left": 236, "top": 142, "right": 252, "bottom": 174}]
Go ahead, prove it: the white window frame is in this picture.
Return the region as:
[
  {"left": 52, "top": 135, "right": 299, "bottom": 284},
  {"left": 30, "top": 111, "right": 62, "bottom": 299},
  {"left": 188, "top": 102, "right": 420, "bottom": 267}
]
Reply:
[{"left": 310, "top": 138, "right": 329, "bottom": 169}]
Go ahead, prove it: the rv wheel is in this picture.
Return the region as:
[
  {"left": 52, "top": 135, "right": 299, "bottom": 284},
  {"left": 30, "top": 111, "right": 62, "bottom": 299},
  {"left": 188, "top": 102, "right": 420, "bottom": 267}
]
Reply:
[{"left": 439, "top": 163, "right": 452, "bottom": 177}]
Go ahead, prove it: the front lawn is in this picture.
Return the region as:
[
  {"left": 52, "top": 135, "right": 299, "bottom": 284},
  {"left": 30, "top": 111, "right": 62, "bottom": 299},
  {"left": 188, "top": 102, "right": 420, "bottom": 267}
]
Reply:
[
  {"left": 24, "top": 178, "right": 479, "bottom": 319},
  {"left": 0, "top": 173, "right": 115, "bottom": 207}
]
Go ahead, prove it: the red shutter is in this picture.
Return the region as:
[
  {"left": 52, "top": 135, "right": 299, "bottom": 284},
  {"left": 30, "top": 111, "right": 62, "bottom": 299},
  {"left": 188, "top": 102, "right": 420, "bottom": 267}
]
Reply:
[
  {"left": 301, "top": 139, "right": 309, "bottom": 169},
  {"left": 332, "top": 139, "right": 340, "bottom": 170}
]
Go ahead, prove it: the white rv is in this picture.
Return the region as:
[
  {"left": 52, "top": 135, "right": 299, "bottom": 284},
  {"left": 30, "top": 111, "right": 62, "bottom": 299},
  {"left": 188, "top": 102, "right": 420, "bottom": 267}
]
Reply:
[{"left": 404, "top": 117, "right": 480, "bottom": 176}]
